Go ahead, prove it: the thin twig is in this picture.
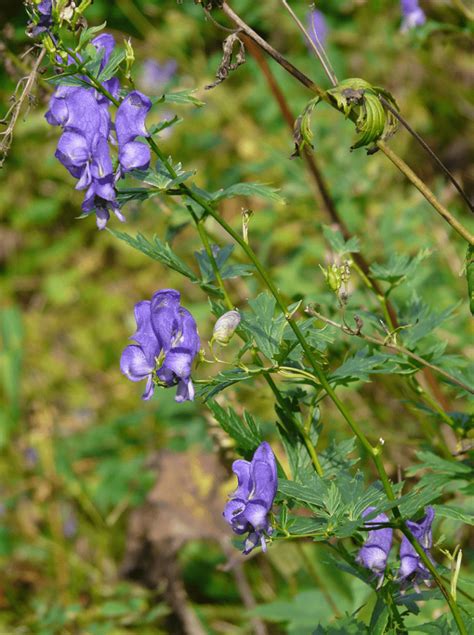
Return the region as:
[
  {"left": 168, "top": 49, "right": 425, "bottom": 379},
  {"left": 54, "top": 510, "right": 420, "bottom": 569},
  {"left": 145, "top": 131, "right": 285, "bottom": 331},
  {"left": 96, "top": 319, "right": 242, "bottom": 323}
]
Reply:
[
  {"left": 379, "top": 96, "right": 473, "bottom": 214},
  {"left": 306, "top": 307, "right": 473, "bottom": 394},
  {"left": 0, "top": 47, "right": 46, "bottom": 167},
  {"left": 280, "top": 0, "right": 337, "bottom": 87}
]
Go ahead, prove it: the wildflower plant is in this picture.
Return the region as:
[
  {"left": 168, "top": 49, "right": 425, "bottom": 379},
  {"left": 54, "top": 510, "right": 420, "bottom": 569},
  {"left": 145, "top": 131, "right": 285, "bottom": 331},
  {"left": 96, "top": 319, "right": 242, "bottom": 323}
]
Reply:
[{"left": 2, "top": 0, "right": 473, "bottom": 632}]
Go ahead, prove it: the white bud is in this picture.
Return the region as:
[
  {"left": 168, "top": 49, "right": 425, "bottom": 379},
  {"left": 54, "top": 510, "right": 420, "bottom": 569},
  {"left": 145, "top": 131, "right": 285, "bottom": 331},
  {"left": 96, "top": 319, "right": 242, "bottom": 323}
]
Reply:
[{"left": 212, "top": 310, "right": 241, "bottom": 345}]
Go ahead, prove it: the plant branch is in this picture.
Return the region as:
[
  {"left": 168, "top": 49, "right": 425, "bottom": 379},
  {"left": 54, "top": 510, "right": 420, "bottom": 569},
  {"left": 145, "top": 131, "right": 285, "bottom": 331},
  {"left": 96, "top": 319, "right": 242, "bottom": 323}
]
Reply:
[{"left": 217, "top": 2, "right": 474, "bottom": 245}]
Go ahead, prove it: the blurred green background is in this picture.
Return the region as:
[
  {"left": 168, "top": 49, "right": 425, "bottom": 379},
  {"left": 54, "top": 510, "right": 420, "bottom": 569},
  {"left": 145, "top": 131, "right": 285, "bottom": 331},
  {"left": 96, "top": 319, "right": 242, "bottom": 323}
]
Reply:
[{"left": 0, "top": 0, "right": 472, "bottom": 633}]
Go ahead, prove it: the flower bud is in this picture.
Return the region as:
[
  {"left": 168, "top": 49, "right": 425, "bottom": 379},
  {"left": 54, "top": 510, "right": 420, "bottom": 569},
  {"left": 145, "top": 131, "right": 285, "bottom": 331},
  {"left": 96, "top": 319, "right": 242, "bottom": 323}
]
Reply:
[{"left": 212, "top": 310, "right": 241, "bottom": 345}]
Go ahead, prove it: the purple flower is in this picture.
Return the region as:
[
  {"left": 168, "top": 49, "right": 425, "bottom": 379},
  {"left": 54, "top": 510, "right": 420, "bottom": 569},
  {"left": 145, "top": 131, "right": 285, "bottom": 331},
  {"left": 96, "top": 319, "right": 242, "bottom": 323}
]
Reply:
[
  {"left": 223, "top": 442, "right": 278, "bottom": 554},
  {"left": 356, "top": 507, "right": 393, "bottom": 580},
  {"left": 91, "top": 34, "right": 121, "bottom": 107},
  {"left": 399, "top": 507, "right": 435, "bottom": 584},
  {"left": 306, "top": 9, "right": 328, "bottom": 49},
  {"left": 115, "top": 90, "right": 152, "bottom": 174},
  {"left": 400, "top": 0, "right": 426, "bottom": 32},
  {"left": 120, "top": 289, "right": 200, "bottom": 402},
  {"left": 30, "top": 0, "right": 53, "bottom": 36},
  {"left": 140, "top": 59, "right": 177, "bottom": 93}
]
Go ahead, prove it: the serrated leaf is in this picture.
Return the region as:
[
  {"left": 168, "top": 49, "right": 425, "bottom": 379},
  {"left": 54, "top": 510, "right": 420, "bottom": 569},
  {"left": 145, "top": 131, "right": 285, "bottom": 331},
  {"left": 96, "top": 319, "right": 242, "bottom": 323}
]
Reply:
[
  {"left": 197, "top": 367, "right": 254, "bottom": 401},
  {"left": 210, "top": 182, "right": 285, "bottom": 204},
  {"left": 278, "top": 479, "right": 327, "bottom": 508},
  {"left": 432, "top": 504, "right": 474, "bottom": 525},
  {"left": 370, "top": 250, "right": 431, "bottom": 286},
  {"left": 108, "top": 230, "right": 198, "bottom": 281},
  {"left": 242, "top": 292, "right": 287, "bottom": 362},
  {"left": 77, "top": 22, "right": 107, "bottom": 49},
  {"left": 194, "top": 244, "right": 253, "bottom": 284},
  {"left": 207, "top": 401, "right": 261, "bottom": 451},
  {"left": 97, "top": 48, "right": 126, "bottom": 82},
  {"left": 322, "top": 225, "right": 360, "bottom": 255}
]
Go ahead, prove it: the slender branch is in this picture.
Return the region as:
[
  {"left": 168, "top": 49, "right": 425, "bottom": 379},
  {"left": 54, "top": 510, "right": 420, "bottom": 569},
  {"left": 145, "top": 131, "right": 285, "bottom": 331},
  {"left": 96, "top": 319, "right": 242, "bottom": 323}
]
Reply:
[
  {"left": 306, "top": 308, "right": 473, "bottom": 394},
  {"left": 377, "top": 141, "right": 474, "bottom": 245},
  {"left": 379, "top": 97, "right": 473, "bottom": 214}
]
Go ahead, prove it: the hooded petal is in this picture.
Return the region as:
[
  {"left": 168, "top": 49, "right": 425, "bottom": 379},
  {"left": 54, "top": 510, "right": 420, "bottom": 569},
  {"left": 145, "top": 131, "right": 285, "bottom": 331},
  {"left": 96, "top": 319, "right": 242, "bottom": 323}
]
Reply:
[
  {"left": 115, "top": 90, "right": 152, "bottom": 147},
  {"left": 231, "top": 459, "right": 252, "bottom": 500},
  {"left": 55, "top": 131, "right": 90, "bottom": 171},
  {"left": 118, "top": 141, "right": 151, "bottom": 173},
  {"left": 91, "top": 33, "right": 116, "bottom": 70},
  {"left": 399, "top": 507, "right": 435, "bottom": 583},
  {"left": 150, "top": 289, "right": 182, "bottom": 351},
  {"left": 120, "top": 344, "right": 154, "bottom": 381},
  {"left": 249, "top": 442, "right": 278, "bottom": 508}
]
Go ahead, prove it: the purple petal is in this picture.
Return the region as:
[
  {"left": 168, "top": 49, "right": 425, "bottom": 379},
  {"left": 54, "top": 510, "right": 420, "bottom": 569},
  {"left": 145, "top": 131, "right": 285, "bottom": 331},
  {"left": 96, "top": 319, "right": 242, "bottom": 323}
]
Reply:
[
  {"left": 115, "top": 90, "right": 152, "bottom": 147},
  {"left": 150, "top": 289, "right": 182, "bottom": 351},
  {"left": 91, "top": 33, "right": 116, "bottom": 70},
  {"left": 175, "top": 378, "right": 195, "bottom": 402},
  {"left": 231, "top": 459, "right": 252, "bottom": 500},
  {"left": 120, "top": 344, "right": 154, "bottom": 381},
  {"left": 55, "top": 131, "right": 90, "bottom": 172},
  {"left": 119, "top": 141, "right": 151, "bottom": 173}
]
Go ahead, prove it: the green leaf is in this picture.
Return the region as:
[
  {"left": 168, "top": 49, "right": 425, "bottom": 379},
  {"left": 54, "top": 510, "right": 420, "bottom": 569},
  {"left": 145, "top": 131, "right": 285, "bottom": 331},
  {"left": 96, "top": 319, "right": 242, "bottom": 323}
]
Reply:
[
  {"left": 312, "top": 615, "right": 369, "bottom": 634},
  {"left": 278, "top": 479, "right": 327, "bottom": 508},
  {"left": 197, "top": 368, "right": 255, "bottom": 401},
  {"left": 206, "top": 401, "right": 261, "bottom": 451},
  {"left": 210, "top": 182, "right": 285, "bottom": 204},
  {"left": 322, "top": 225, "right": 360, "bottom": 256},
  {"left": 156, "top": 89, "right": 205, "bottom": 107},
  {"left": 108, "top": 230, "right": 198, "bottom": 281},
  {"left": 432, "top": 503, "right": 474, "bottom": 525},
  {"left": 77, "top": 22, "right": 107, "bottom": 49},
  {"left": 194, "top": 244, "right": 253, "bottom": 283},
  {"left": 242, "top": 292, "right": 287, "bottom": 362},
  {"left": 370, "top": 250, "right": 431, "bottom": 286},
  {"left": 97, "top": 48, "right": 126, "bottom": 82}
]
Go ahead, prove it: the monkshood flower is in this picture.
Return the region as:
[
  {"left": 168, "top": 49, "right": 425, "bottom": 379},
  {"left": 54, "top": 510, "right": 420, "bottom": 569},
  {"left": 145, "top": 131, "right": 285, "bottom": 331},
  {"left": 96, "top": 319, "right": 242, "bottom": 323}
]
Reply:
[
  {"left": 223, "top": 442, "right": 278, "bottom": 554},
  {"left": 399, "top": 506, "right": 435, "bottom": 584},
  {"left": 400, "top": 0, "right": 426, "bottom": 32},
  {"left": 212, "top": 310, "right": 241, "bottom": 345},
  {"left": 29, "top": 0, "right": 53, "bottom": 36},
  {"left": 356, "top": 507, "right": 393, "bottom": 581},
  {"left": 306, "top": 9, "right": 328, "bottom": 49},
  {"left": 140, "top": 58, "right": 177, "bottom": 93},
  {"left": 120, "top": 289, "right": 200, "bottom": 402},
  {"left": 45, "top": 35, "right": 152, "bottom": 229},
  {"left": 115, "top": 91, "right": 152, "bottom": 175}
]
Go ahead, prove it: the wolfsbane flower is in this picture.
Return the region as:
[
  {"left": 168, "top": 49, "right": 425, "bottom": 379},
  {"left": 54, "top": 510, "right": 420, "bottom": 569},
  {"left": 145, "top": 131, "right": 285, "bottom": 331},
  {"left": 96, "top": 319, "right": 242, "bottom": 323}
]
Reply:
[
  {"left": 120, "top": 289, "right": 200, "bottom": 402},
  {"left": 399, "top": 506, "right": 435, "bottom": 584},
  {"left": 400, "top": 0, "right": 426, "bottom": 32},
  {"left": 223, "top": 442, "right": 278, "bottom": 554},
  {"left": 356, "top": 507, "right": 393, "bottom": 580},
  {"left": 45, "top": 34, "right": 152, "bottom": 229}
]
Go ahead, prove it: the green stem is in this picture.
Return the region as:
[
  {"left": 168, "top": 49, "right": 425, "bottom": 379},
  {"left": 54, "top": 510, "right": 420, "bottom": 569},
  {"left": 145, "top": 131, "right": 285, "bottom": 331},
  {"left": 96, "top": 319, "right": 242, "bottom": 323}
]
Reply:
[{"left": 265, "top": 373, "right": 324, "bottom": 478}]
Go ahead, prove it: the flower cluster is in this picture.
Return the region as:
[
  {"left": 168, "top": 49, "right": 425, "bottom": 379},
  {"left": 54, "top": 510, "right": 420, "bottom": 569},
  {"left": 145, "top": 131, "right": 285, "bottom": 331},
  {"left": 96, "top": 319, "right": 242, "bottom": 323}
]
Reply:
[
  {"left": 223, "top": 442, "right": 278, "bottom": 554},
  {"left": 400, "top": 0, "right": 426, "bottom": 32},
  {"left": 357, "top": 506, "right": 435, "bottom": 585},
  {"left": 45, "top": 34, "right": 151, "bottom": 229},
  {"left": 120, "top": 289, "right": 200, "bottom": 402}
]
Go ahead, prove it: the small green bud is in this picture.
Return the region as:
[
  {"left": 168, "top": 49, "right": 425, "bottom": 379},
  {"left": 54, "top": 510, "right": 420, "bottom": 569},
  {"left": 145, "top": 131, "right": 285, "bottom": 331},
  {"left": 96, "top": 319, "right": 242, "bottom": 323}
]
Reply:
[
  {"left": 211, "top": 310, "right": 241, "bottom": 345},
  {"left": 124, "top": 38, "right": 135, "bottom": 81}
]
